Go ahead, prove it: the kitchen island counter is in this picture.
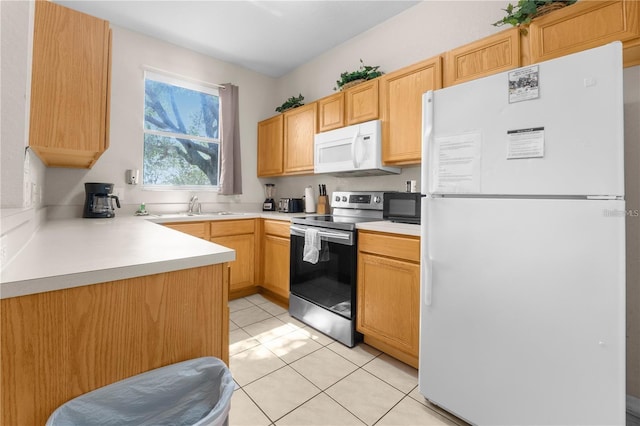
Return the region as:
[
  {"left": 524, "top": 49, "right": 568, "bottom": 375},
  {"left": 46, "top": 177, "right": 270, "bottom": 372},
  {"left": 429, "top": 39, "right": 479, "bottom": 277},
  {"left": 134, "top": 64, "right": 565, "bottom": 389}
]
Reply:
[{"left": 0, "top": 216, "right": 235, "bottom": 299}]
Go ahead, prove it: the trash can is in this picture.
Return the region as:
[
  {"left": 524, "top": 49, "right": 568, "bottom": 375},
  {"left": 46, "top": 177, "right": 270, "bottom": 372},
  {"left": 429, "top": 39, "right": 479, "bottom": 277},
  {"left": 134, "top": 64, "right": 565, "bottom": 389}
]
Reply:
[{"left": 46, "top": 357, "right": 234, "bottom": 426}]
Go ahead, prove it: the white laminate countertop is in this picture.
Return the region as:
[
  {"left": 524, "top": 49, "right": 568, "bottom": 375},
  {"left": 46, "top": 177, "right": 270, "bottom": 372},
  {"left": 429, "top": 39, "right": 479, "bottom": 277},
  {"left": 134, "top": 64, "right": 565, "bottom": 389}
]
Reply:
[
  {"left": 0, "top": 217, "right": 235, "bottom": 299},
  {"left": 356, "top": 221, "right": 421, "bottom": 237},
  {"left": 0, "top": 212, "right": 420, "bottom": 300}
]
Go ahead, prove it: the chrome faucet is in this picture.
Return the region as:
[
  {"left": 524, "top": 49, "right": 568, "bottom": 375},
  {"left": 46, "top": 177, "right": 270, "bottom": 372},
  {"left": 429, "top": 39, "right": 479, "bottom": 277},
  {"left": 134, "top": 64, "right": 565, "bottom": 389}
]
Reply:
[{"left": 188, "top": 195, "right": 200, "bottom": 214}]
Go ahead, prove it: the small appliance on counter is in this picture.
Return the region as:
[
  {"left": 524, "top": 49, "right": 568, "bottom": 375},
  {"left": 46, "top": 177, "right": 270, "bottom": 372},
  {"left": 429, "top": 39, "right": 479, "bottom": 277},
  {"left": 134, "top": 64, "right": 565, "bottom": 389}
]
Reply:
[
  {"left": 383, "top": 191, "right": 421, "bottom": 224},
  {"left": 278, "top": 198, "right": 304, "bottom": 213},
  {"left": 83, "top": 182, "right": 120, "bottom": 218},
  {"left": 263, "top": 183, "right": 276, "bottom": 211}
]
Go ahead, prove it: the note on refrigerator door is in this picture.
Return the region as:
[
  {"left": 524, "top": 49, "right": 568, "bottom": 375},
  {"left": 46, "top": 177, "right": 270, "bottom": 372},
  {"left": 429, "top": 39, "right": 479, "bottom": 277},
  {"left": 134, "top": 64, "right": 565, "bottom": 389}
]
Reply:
[
  {"left": 431, "top": 131, "right": 482, "bottom": 194},
  {"left": 506, "top": 127, "right": 545, "bottom": 159}
]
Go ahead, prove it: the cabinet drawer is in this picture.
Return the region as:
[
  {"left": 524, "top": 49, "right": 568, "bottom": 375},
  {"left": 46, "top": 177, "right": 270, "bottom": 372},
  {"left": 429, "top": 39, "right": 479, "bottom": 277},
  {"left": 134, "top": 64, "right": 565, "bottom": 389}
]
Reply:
[
  {"left": 358, "top": 231, "right": 420, "bottom": 263},
  {"left": 264, "top": 219, "right": 290, "bottom": 238},
  {"left": 164, "top": 222, "right": 208, "bottom": 239},
  {"left": 210, "top": 219, "right": 255, "bottom": 237}
]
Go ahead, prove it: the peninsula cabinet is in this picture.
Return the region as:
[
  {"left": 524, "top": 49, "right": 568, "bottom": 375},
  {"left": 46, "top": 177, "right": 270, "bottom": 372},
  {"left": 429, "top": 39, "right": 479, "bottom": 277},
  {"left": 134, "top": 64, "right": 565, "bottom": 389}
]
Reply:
[
  {"left": 261, "top": 219, "right": 291, "bottom": 303},
  {"left": 380, "top": 56, "right": 442, "bottom": 165},
  {"left": 1, "top": 265, "right": 229, "bottom": 426},
  {"left": 357, "top": 231, "right": 420, "bottom": 368},
  {"left": 284, "top": 102, "right": 318, "bottom": 174},
  {"left": 444, "top": 27, "right": 521, "bottom": 87},
  {"left": 210, "top": 220, "right": 256, "bottom": 297},
  {"left": 257, "top": 114, "right": 284, "bottom": 177},
  {"left": 29, "top": 1, "right": 111, "bottom": 168},
  {"left": 528, "top": 0, "right": 640, "bottom": 67}
]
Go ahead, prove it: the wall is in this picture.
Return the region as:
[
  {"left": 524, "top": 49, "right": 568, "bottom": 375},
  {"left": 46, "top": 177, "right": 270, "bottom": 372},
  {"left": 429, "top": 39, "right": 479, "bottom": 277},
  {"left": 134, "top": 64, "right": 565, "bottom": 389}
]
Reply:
[
  {"left": 268, "top": 1, "right": 504, "bottom": 200},
  {"left": 0, "top": 0, "right": 45, "bottom": 210},
  {"left": 44, "top": 25, "right": 278, "bottom": 217},
  {"left": 624, "top": 66, "right": 640, "bottom": 401}
]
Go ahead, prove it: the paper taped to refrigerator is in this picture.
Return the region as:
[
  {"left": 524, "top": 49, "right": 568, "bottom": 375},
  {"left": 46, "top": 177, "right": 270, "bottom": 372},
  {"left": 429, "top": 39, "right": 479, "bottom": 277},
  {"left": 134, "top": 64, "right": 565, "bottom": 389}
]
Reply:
[
  {"left": 431, "top": 132, "right": 481, "bottom": 193},
  {"left": 506, "top": 127, "right": 545, "bottom": 159}
]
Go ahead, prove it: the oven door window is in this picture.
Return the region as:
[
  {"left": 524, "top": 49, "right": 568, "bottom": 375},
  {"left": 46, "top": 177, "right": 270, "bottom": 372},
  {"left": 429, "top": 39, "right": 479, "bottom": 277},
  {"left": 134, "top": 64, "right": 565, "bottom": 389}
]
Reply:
[{"left": 290, "top": 232, "right": 356, "bottom": 319}]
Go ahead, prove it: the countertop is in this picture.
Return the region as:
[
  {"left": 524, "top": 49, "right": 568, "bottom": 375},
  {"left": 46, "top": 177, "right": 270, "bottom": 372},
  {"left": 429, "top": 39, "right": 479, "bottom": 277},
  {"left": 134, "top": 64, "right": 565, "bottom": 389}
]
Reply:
[
  {"left": 0, "top": 211, "right": 419, "bottom": 300},
  {"left": 0, "top": 217, "right": 235, "bottom": 299}
]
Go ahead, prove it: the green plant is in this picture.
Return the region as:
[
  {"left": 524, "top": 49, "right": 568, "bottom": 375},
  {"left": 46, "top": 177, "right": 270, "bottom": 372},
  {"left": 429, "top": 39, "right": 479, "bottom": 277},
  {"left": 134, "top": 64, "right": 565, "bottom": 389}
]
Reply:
[
  {"left": 334, "top": 59, "right": 384, "bottom": 91},
  {"left": 492, "top": 0, "right": 576, "bottom": 27},
  {"left": 275, "top": 93, "right": 304, "bottom": 113}
]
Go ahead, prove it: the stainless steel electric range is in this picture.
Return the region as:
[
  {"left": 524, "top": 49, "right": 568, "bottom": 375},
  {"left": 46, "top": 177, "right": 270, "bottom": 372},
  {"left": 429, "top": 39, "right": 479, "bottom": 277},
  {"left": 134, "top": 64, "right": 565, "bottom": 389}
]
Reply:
[{"left": 289, "top": 191, "right": 385, "bottom": 347}]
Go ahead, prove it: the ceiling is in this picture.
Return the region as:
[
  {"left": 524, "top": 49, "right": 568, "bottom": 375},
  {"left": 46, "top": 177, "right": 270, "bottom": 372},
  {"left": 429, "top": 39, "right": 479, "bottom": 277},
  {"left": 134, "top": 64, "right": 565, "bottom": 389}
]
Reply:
[{"left": 54, "top": 1, "right": 420, "bottom": 78}]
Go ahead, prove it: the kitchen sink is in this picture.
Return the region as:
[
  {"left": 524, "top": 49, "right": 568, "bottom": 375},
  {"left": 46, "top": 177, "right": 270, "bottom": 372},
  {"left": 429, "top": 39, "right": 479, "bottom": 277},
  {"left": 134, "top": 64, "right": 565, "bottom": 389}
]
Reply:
[{"left": 150, "top": 211, "right": 247, "bottom": 219}]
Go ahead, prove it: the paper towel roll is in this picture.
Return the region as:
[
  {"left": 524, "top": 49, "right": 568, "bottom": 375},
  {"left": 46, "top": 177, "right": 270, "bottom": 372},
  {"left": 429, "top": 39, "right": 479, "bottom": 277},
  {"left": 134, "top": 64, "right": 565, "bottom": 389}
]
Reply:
[{"left": 304, "top": 186, "right": 316, "bottom": 213}]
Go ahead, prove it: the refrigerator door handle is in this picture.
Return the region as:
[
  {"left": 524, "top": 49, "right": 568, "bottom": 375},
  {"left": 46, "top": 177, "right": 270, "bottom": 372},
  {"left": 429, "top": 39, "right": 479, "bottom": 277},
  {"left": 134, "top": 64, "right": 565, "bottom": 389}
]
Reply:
[
  {"left": 421, "top": 91, "right": 435, "bottom": 306},
  {"left": 421, "top": 194, "right": 433, "bottom": 306}
]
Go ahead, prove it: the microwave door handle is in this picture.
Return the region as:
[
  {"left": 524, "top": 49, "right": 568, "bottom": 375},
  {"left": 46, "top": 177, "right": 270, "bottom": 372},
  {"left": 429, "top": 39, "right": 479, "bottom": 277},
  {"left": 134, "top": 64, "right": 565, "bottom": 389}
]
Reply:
[{"left": 351, "top": 128, "right": 360, "bottom": 168}]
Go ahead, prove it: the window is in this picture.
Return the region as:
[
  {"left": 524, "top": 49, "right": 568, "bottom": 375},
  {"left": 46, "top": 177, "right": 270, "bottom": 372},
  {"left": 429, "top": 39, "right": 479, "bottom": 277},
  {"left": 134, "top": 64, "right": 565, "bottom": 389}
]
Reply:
[{"left": 143, "top": 71, "right": 220, "bottom": 188}]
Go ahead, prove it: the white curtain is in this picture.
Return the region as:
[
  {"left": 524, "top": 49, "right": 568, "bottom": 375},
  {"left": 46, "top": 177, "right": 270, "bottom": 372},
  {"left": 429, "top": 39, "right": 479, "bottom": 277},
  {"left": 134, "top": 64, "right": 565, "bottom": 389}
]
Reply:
[{"left": 219, "top": 83, "right": 242, "bottom": 195}]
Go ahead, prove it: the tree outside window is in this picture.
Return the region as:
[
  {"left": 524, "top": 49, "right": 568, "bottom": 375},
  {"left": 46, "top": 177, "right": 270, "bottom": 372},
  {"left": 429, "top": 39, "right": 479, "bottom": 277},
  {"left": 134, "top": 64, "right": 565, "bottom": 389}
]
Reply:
[{"left": 143, "top": 71, "right": 220, "bottom": 188}]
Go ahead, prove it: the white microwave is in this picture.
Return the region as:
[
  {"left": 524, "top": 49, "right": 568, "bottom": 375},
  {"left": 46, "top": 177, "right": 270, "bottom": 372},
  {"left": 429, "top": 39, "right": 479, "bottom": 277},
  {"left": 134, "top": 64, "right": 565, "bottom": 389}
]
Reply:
[{"left": 314, "top": 120, "right": 400, "bottom": 177}]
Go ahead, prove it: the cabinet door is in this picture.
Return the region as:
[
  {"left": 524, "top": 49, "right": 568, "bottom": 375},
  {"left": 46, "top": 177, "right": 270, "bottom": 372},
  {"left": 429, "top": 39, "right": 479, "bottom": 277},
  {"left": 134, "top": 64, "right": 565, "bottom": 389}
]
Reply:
[
  {"left": 262, "top": 235, "right": 290, "bottom": 299},
  {"left": 357, "top": 252, "right": 420, "bottom": 365},
  {"left": 283, "top": 103, "right": 317, "bottom": 174},
  {"left": 380, "top": 56, "right": 442, "bottom": 165},
  {"left": 345, "top": 79, "right": 379, "bottom": 125},
  {"left": 164, "top": 222, "right": 209, "bottom": 239},
  {"left": 444, "top": 27, "right": 521, "bottom": 87},
  {"left": 29, "top": 1, "right": 111, "bottom": 168},
  {"left": 318, "top": 92, "right": 345, "bottom": 132},
  {"left": 257, "top": 115, "right": 284, "bottom": 177},
  {"left": 211, "top": 234, "right": 255, "bottom": 291},
  {"left": 529, "top": 0, "right": 640, "bottom": 67}
]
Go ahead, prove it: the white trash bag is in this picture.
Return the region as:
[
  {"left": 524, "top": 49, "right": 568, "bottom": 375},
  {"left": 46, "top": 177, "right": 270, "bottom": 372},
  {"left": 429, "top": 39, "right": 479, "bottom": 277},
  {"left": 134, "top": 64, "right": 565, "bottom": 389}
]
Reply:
[{"left": 46, "top": 357, "right": 234, "bottom": 426}]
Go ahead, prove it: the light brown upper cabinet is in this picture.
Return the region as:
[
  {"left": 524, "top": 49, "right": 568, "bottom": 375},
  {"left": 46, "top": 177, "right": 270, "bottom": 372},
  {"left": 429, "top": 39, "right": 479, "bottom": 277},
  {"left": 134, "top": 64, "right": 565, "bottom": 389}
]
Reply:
[
  {"left": 380, "top": 56, "right": 443, "bottom": 165},
  {"left": 528, "top": 0, "right": 640, "bottom": 67},
  {"left": 283, "top": 102, "right": 317, "bottom": 174},
  {"left": 444, "top": 27, "right": 521, "bottom": 87},
  {"left": 345, "top": 79, "right": 379, "bottom": 125},
  {"left": 318, "top": 92, "right": 345, "bottom": 132},
  {"left": 257, "top": 114, "right": 284, "bottom": 177},
  {"left": 29, "top": 1, "right": 111, "bottom": 168}
]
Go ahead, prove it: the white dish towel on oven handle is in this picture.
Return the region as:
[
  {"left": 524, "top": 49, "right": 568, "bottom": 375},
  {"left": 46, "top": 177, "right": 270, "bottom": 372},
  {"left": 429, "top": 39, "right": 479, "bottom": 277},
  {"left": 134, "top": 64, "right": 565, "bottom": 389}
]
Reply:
[{"left": 303, "top": 228, "right": 320, "bottom": 264}]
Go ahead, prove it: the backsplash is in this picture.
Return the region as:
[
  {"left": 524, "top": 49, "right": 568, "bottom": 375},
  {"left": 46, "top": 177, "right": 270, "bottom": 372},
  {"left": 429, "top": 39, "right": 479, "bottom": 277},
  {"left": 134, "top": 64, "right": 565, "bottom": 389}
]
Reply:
[{"left": 262, "top": 165, "right": 421, "bottom": 202}]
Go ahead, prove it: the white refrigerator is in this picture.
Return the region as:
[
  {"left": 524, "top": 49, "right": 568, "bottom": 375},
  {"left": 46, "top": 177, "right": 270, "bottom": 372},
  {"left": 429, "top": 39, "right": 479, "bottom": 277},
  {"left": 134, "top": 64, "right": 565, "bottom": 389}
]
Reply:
[{"left": 419, "top": 42, "right": 626, "bottom": 425}]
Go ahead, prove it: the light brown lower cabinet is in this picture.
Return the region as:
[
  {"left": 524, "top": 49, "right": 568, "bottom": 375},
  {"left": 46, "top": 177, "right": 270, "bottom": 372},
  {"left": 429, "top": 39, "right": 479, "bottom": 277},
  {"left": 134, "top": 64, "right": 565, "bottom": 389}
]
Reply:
[
  {"left": 0, "top": 264, "right": 229, "bottom": 426},
  {"left": 260, "top": 219, "right": 290, "bottom": 302},
  {"left": 210, "top": 220, "right": 257, "bottom": 297},
  {"left": 357, "top": 231, "right": 420, "bottom": 368}
]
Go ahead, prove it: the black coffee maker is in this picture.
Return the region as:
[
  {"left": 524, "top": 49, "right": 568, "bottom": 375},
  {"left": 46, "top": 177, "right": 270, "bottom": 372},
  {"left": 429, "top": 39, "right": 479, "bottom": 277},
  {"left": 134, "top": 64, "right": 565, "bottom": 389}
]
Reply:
[{"left": 83, "top": 182, "right": 121, "bottom": 218}]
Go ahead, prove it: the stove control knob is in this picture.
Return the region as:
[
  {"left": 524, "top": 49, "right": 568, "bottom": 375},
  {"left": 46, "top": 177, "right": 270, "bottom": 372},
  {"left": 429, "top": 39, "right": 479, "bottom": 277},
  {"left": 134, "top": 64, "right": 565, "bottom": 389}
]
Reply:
[
  {"left": 342, "top": 196, "right": 347, "bottom": 202},
  {"left": 335, "top": 196, "right": 341, "bottom": 202},
  {"left": 373, "top": 196, "right": 381, "bottom": 204}
]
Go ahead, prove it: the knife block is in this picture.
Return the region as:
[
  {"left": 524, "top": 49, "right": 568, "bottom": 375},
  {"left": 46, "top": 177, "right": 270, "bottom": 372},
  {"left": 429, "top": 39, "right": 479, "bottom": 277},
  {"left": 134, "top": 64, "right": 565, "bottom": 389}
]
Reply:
[{"left": 317, "top": 196, "right": 329, "bottom": 214}]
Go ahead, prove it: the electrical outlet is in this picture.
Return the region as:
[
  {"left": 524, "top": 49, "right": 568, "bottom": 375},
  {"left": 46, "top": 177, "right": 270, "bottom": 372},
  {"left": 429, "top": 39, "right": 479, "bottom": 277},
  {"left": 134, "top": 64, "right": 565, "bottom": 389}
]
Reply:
[{"left": 114, "top": 187, "right": 124, "bottom": 203}]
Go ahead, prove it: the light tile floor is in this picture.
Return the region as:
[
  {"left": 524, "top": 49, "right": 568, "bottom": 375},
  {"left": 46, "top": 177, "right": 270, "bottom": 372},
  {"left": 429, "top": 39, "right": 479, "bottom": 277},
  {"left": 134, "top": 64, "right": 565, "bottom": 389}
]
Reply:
[{"left": 228, "top": 294, "right": 467, "bottom": 426}]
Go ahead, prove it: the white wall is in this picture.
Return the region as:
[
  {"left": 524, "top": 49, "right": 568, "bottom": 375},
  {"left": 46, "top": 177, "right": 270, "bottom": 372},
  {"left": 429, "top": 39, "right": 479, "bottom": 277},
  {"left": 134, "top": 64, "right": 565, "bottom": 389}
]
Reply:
[
  {"left": 624, "top": 66, "right": 640, "bottom": 399},
  {"left": 0, "top": 0, "right": 45, "bottom": 210},
  {"left": 44, "top": 26, "right": 278, "bottom": 217}
]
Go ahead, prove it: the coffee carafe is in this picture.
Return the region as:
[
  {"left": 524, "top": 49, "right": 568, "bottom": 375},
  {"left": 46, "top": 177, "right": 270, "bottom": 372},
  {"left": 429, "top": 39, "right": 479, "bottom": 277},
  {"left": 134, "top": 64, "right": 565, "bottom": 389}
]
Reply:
[
  {"left": 83, "top": 182, "right": 121, "bottom": 218},
  {"left": 263, "top": 183, "right": 276, "bottom": 211}
]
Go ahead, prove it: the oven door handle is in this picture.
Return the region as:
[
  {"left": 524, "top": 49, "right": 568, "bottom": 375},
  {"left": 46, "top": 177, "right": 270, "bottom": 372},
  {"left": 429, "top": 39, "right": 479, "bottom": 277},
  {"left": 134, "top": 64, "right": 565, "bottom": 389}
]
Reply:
[{"left": 290, "top": 225, "right": 352, "bottom": 241}]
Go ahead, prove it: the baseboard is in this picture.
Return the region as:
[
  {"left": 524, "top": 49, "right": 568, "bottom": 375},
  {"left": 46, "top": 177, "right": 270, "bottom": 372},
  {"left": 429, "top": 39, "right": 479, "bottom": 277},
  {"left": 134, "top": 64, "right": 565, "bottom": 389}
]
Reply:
[{"left": 628, "top": 394, "right": 640, "bottom": 417}]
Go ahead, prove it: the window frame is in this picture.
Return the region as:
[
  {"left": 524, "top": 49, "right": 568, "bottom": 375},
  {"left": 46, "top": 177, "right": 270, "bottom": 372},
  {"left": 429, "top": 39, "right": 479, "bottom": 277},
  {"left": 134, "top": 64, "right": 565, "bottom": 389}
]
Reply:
[{"left": 142, "top": 70, "right": 221, "bottom": 191}]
